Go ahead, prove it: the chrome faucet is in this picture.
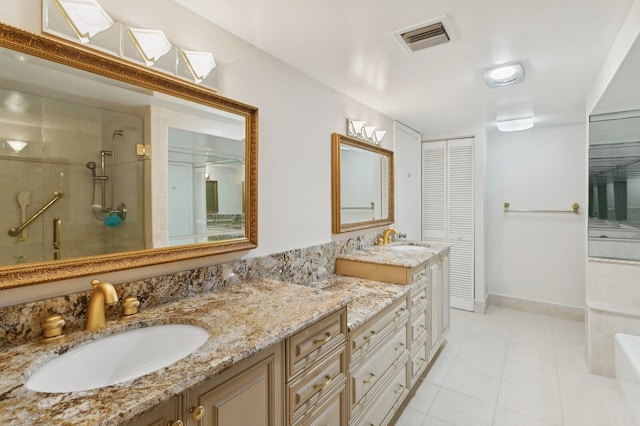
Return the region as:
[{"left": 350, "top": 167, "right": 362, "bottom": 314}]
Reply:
[
  {"left": 381, "top": 227, "right": 399, "bottom": 245},
  {"left": 85, "top": 279, "right": 119, "bottom": 331}
]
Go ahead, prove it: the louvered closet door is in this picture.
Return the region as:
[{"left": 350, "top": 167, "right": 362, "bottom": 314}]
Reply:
[
  {"left": 422, "top": 141, "right": 446, "bottom": 243},
  {"left": 447, "top": 138, "right": 474, "bottom": 311},
  {"left": 422, "top": 138, "right": 474, "bottom": 312}
]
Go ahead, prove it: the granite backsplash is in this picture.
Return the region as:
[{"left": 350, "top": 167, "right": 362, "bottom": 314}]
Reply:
[{"left": 0, "top": 233, "right": 377, "bottom": 347}]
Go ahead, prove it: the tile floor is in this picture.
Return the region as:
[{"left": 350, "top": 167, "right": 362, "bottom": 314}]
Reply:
[{"left": 392, "top": 306, "right": 634, "bottom": 426}]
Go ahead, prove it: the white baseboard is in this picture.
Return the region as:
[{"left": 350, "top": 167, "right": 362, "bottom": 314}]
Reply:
[{"left": 487, "top": 294, "right": 585, "bottom": 321}]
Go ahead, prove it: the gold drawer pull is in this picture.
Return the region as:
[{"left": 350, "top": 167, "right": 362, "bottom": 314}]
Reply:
[
  {"left": 170, "top": 421, "right": 184, "bottom": 426},
  {"left": 395, "top": 343, "right": 405, "bottom": 350},
  {"left": 396, "top": 308, "right": 406, "bottom": 316},
  {"left": 313, "top": 332, "right": 332, "bottom": 345},
  {"left": 419, "top": 296, "right": 426, "bottom": 301},
  {"left": 314, "top": 375, "right": 332, "bottom": 390},
  {"left": 419, "top": 357, "right": 427, "bottom": 362},
  {"left": 190, "top": 405, "right": 205, "bottom": 421},
  {"left": 417, "top": 324, "right": 426, "bottom": 330},
  {"left": 363, "top": 330, "right": 376, "bottom": 341},
  {"left": 395, "top": 384, "right": 406, "bottom": 394},
  {"left": 363, "top": 373, "right": 376, "bottom": 384}
]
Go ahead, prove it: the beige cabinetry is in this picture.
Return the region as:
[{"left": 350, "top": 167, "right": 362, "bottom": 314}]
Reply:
[
  {"left": 429, "top": 254, "right": 450, "bottom": 360},
  {"left": 286, "top": 308, "right": 348, "bottom": 426},
  {"left": 125, "top": 396, "right": 181, "bottom": 426},
  {"left": 185, "top": 343, "right": 283, "bottom": 426},
  {"left": 128, "top": 343, "right": 282, "bottom": 426},
  {"left": 348, "top": 297, "right": 409, "bottom": 425}
]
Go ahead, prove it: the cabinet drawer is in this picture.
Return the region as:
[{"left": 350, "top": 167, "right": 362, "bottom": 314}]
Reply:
[
  {"left": 410, "top": 265, "right": 428, "bottom": 284},
  {"left": 287, "top": 308, "right": 347, "bottom": 379},
  {"left": 289, "top": 346, "right": 346, "bottom": 421},
  {"left": 350, "top": 326, "right": 407, "bottom": 409},
  {"left": 410, "top": 341, "right": 428, "bottom": 387},
  {"left": 350, "top": 298, "right": 408, "bottom": 362},
  {"left": 351, "top": 363, "right": 408, "bottom": 426},
  {"left": 293, "top": 386, "right": 345, "bottom": 426},
  {"left": 409, "top": 282, "right": 428, "bottom": 312},
  {"left": 409, "top": 310, "right": 427, "bottom": 347}
]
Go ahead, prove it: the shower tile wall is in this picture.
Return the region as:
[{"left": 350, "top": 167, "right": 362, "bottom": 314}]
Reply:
[{"left": 0, "top": 87, "right": 145, "bottom": 265}]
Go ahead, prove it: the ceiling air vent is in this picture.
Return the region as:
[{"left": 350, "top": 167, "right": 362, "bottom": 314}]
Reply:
[
  {"left": 392, "top": 16, "right": 458, "bottom": 54},
  {"left": 402, "top": 22, "right": 449, "bottom": 52}
]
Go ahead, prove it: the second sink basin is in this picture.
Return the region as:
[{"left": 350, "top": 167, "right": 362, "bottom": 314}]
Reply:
[
  {"left": 386, "top": 244, "right": 431, "bottom": 252},
  {"left": 26, "top": 324, "right": 209, "bottom": 393}
]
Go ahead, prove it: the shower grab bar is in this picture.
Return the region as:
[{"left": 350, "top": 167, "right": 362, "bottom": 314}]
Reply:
[
  {"left": 503, "top": 201, "right": 579, "bottom": 214},
  {"left": 8, "top": 192, "right": 64, "bottom": 237}
]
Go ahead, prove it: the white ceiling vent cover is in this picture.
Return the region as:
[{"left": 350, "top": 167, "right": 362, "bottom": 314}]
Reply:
[{"left": 392, "top": 16, "right": 458, "bottom": 54}]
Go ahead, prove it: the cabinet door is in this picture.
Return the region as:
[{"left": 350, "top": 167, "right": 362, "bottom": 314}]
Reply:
[
  {"left": 127, "top": 396, "right": 181, "bottom": 426},
  {"left": 440, "top": 254, "right": 450, "bottom": 336},
  {"left": 429, "top": 261, "right": 441, "bottom": 359},
  {"left": 186, "top": 345, "right": 282, "bottom": 426}
]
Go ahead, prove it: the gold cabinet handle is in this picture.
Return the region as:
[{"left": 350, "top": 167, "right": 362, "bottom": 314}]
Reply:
[
  {"left": 396, "top": 308, "right": 406, "bottom": 316},
  {"left": 313, "top": 375, "right": 332, "bottom": 390},
  {"left": 190, "top": 405, "right": 205, "bottom": 422},
  {"left": 313, "top": 332, "right": 331, "bottom": 345},
  {"left": 169, "top": 421, "right": 184, "bottom": 426},
  {"left": 395, "top": 343, "right": 405, "bottom": 350},
  {"left": 395, "top": 384, "right": 406, "bottom": 394},
  {"left": 363, "top": 373, "right": 376, "bottom": 384},
  {"left": 363, "top": 330, "right": 376, "bottom": 341}
]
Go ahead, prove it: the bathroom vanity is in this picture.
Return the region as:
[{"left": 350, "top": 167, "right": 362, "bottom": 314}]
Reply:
[{"left": 0, "top": 242, "right": 449, "bottom": 426}]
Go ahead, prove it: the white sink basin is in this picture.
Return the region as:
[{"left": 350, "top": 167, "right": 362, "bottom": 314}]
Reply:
[
  {"left": 26, "top": 324, "right": 209, "bottom": 393},
  {"left": 386, "top": 245, "right": 430, "bottom": 252}
]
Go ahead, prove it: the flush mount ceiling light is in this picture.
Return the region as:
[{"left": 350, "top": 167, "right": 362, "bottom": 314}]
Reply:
[
  {"left": 52, "top": 0, "right": 114, "bottom": 43},
  {"left": 484, "top": 63, "right": 524, "bottom": 88},
  {"left": 496, "top": 116, "right": 534, "bottom": 132},
  {"left": 128, "top": 28, "right": 172, "bottom": 66},
  {"left": 6, "top": 140, "right": 28, "bottom": 153},
  {"left": 181, "top": 51, "right": 216, "bottom": 84}
]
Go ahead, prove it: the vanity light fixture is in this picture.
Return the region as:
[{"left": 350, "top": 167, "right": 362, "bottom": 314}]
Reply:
[
  {"left": 128, "top": 28, "right": 172, "bottom": 66},
  {"left": 52, "top": 0, "right": 114, "bottom": 43},
  {"left": 347, "top": 119, "right": 366, "bottom": 136},
  {"left": 373, "top": 130, "right": 387, "bottom": 144},
  {"left": 496, "top": 116, "right": 534, "bottom": 132},
  {"left": 346, "top": 119, "right": 386, "bottom": 144},
  {"left": 362, "top": 125, "right": 377, "bottom": 140},
  {"left": 6, "top": 140, "right": 28, "bottom": 153},
  {"left": 181, "top": 51, "right": 217, "bottom": 84},
  {"left": 483, "top": 63, "right": 524, "bottom": 88}
]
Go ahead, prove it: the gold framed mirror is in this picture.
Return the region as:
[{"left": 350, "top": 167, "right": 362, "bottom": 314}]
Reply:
[
  {"left": 332, "top": 133, "right": 394, "bottom": 233},
  {"left": 0, "top": 23, "right": 258, "bottom": 289}
]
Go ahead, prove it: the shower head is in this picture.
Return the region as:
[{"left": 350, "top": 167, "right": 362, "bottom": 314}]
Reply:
[
  {"left": 113, "top": 130, "right": 124, "bottom": 137},
  {"left": 86, "top": 161, "right": 97, "bottom": 176}
]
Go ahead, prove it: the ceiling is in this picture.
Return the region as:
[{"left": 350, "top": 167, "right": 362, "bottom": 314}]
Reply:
[{"left": 172, "top": 0, "right": 634, "bottom": 138}]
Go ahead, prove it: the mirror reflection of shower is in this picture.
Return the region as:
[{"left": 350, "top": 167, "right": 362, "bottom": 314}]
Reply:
[{"left": 86, "top": 129, "right": 127, "bottom": 227}]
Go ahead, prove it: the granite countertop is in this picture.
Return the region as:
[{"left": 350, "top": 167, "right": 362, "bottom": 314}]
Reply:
[
  {"left": 337, "top": 241, "right": 449, "bottom": 268},
  {"left": 0, "top": 278, "right": 351, "bottom": 426},
  {"left": 0, "top": 243, "right": 447, "bottom": 425},
  {"left": 307, "top": 276, "right": 412, "bottom": 331}
]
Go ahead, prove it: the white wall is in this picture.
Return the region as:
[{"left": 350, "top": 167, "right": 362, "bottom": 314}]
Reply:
[
  {"left": 0, "top": 0, "right": 394, "bottom": 305},
  {"left": 486, "top": 124, "right": 587, "bottom": 308}
]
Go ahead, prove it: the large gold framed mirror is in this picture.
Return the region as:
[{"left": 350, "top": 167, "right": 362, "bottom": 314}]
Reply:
[
  {"left": 0, "top": 23, "right": 258, "bottom": 289},
  {"left": 332, "top": 133, "right": 394, "bottom": 233}
]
